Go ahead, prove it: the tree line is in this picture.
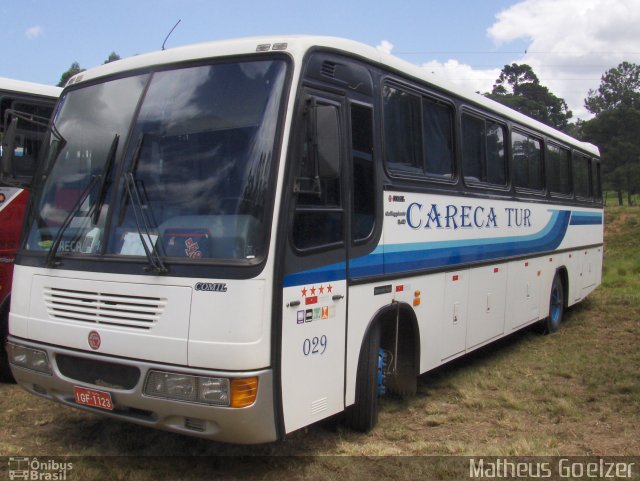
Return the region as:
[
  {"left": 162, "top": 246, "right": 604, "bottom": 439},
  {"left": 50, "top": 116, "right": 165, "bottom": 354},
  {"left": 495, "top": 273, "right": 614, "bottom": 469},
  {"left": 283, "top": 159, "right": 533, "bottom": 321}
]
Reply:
[
  {"left": 57, "top": 55, "right": 640, "bottom": 205},
  {"left": 57, "top": 52, "right": 121, "bottom": 87}
]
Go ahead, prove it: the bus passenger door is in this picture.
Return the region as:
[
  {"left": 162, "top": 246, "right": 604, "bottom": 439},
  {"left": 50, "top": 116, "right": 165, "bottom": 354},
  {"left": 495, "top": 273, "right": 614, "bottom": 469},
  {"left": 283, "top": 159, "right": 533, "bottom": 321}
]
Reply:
[{"left": 280, "top": 92, "right": 349, "bottom": 434}]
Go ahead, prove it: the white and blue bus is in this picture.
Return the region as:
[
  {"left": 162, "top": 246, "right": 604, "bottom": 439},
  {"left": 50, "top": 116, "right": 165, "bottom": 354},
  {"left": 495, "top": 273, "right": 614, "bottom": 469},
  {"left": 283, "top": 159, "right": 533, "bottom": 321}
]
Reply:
[{"left": 6, "top": 37, "right": 602, "bottom": 443}]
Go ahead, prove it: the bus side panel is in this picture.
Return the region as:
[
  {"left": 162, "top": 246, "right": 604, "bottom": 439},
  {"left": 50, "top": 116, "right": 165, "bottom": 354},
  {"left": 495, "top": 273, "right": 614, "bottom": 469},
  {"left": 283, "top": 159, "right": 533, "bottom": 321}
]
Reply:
[
  {"left": 280, "top": 280, "right": 347, "bottom": 433},
  {"left": 7, "top": 265, "right": 32, "bottom": 339},
  {"left": 440, "top": 270, "right": 469, "bottom": 361},
  {"left": 467, "top": 264, "right": 507, "bottom": 349},
  {"left": 559, "top": 209, "right": 604, "bottom": 305},
  {"left": 0, "top": 188, "right": 28, "bottom": 305},
  {"left": 581, "top": 247, "right": 600, "bottom": 291},
  {"left": 506, "top": 257, "right": 542, "bottom": 331},
  {"left": 566, "top": 251, "right": 583, "bottom": 304}
]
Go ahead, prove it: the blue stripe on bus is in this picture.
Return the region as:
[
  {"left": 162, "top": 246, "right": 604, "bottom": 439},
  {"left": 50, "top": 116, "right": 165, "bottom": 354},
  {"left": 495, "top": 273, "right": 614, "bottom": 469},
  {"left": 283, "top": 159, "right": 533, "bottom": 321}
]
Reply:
[
  {"left": 569, "top": 212, "right": 603, "bottom": 225},
  {"left": 283, "top": 209, "right": 573, "bottom": 287},
  {"left": 282, "top": 263, "right": 347, "bottom": 288}
]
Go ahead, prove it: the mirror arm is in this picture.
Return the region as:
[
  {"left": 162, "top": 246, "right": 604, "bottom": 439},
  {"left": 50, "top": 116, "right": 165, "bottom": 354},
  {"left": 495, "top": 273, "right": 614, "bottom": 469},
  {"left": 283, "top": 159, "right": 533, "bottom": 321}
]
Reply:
[
  {"left": 0, "top": 116, "right": 19, "bottom": 185},
  {"left": 1, "top": 109, "right": 53, "bottom": 188}
]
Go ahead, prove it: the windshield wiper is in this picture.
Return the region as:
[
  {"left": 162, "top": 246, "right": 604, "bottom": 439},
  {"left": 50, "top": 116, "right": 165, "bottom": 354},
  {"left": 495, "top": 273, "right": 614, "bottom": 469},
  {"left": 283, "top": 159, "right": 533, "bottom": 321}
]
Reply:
[
  {"left": 45, "top": 134, "right": 119, "bottom": 267},
  {"left": 92, "top": 134, "right": 119, "bottom": 224},
  {"left": 121, "top": 133, "right": 168, "bottom": 274},
  {"left": 124, "top": 171, "right": 168, "bottom": 274},
  {"left": 45, "top": 174, "right": 100, "bottom": 267}
]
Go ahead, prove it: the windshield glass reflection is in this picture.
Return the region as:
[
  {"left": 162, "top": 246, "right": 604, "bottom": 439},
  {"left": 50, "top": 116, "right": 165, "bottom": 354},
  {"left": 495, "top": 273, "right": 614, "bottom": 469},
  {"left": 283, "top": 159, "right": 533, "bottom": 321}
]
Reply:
[{"left": 25, "top": 59, "right": 287, "bottom": 266}]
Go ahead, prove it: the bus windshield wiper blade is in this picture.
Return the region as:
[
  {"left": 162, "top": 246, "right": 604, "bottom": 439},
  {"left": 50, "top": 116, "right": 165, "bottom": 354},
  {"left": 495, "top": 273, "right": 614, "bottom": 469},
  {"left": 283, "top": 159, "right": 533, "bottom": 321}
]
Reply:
[
  {"left": 44, "top": 133, "right": 120, "bottom": 267},
  {"left": 92, "top": 134, "right": 119, "bottom": 224},
  {"left": 124, "top": 171, "right": 168, "bottom": 274},
  {"left": 45, "top": 174, "right": 101, "bottom": 267}
]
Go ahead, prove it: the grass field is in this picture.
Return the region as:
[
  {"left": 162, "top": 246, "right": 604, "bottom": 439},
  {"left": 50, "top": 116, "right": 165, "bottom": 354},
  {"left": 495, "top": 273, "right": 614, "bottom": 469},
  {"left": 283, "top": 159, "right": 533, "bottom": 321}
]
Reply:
[{"left": 1, "top": 206, "right": 638, "bottom": 480}]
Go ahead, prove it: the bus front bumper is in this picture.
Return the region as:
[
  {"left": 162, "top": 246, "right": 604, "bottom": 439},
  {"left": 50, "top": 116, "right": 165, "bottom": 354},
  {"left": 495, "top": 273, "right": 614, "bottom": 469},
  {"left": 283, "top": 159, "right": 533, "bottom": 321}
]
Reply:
[{"left": 7, "top": 336, "right": 279, "bottom": 444}]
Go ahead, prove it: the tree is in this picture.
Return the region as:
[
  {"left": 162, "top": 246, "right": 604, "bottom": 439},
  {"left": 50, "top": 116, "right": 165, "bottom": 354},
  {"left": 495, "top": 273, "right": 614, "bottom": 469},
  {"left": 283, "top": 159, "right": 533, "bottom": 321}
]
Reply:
[
  {"left": 582, "top": 62, "right": 640, "bottom": 205},
  {"left": 582, "top": 107, "right": 640, "bottom": 205},
  {"left": 485, "top": 63, "right": 573, "bottom": 131},
  {"left": 57, "top": 53, "right": 121, "bottom": 87},
  {"left": 57, "top": 61, "right": 85, "bottom": 87},
  {"left": 585, "top": 61, "right": 640, "bottom": 115},
  {"left": 104, "top": 52, "right": 121, "bottom": 64}
]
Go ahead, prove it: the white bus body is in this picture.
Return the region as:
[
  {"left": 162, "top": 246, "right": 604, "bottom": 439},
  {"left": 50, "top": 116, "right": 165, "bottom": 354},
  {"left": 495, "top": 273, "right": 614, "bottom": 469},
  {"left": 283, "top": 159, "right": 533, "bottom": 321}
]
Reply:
[{"left": 6, "top": 37, "right": 602, "bottom": 443}]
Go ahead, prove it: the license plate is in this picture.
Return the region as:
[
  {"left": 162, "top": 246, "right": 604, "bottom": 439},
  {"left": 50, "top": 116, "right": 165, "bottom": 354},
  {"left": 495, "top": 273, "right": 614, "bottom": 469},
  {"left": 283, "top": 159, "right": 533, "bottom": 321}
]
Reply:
[{"left": 73, "top": 386, "right": 114, "bottom": 411}]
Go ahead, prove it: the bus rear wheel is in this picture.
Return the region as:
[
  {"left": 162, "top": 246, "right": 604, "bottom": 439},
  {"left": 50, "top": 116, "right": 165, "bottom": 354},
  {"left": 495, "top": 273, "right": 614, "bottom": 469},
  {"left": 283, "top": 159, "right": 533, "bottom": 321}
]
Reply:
[
  {"left": 543, "top": 272, "right": 564, "bottom": 334},
  {"left": 345, "top": 322, "right": 381, "bottom": 432}
]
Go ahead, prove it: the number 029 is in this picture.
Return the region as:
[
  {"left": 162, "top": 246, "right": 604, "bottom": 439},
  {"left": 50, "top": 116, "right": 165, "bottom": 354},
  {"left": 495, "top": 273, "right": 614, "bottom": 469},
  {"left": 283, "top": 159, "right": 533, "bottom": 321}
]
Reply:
[{"left": 303, "top": 335, "right": 327, "bottom": 356}]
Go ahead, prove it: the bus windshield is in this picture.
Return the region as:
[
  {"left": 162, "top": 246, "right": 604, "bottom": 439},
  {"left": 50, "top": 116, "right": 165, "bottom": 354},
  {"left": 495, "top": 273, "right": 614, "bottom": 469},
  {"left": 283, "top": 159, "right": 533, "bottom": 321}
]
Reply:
[{"left": 25, "top": 59, "right": 287, "bottom": 265}]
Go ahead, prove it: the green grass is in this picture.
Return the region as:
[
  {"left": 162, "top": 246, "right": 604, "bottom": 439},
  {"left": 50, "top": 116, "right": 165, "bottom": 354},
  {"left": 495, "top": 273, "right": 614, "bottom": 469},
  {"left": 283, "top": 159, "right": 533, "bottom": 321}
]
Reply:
[
  {"left": 1, "top": 205, "right": 639, "bottom": 480},
  {"left": 601, "top": 206, "right": 640, "bottom": 308},
  {"left": 603, "top": 191, "right": 640, "bottom": 207}
]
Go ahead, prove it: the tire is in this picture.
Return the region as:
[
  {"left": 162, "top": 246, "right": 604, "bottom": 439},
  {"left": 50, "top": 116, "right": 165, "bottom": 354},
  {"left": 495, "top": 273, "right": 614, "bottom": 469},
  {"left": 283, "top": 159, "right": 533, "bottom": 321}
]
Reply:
[
  {"left": 0, "top": 301, "right": 16, "bottom": 383},
  {"left": 543, "top": 272, "right": 565, "bottom": 334},
  {"left": 345, "top": 322, "right": 381, "bottom": 432}
]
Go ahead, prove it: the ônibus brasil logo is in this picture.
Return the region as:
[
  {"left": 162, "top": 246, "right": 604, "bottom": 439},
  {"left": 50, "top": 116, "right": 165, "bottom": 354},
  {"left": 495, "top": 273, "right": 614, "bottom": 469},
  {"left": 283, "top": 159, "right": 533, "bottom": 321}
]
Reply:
[{"left": 8, "top": 457, "right": 73, "bottom": 480}]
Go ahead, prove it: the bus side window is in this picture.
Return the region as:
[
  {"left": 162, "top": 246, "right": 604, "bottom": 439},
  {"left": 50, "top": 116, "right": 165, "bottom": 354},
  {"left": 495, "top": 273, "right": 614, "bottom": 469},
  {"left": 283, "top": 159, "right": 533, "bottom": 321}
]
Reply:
[
  {"left": 512, "top": 130, "right": 543, "bottom": 191},
  {"left": 351, "top": 104, "right": 375, "bottom": 242},
  {"left": 572, "top": 153, "right": 592, "bottom": 199},
  {"left": 423, "top": 98, "right": 455, "bottom": 178},
  {"left": 383, "top": 85, "right": 423, "bottom": 175},
  {"left": 547, "top": 143, "right": 572, "bottom": 196},
  {"left": 292, "top": 99, "right": 344, "bottom": 250},
  {"left": 462, "top": 112, "right": 507, "bottom": 186}
]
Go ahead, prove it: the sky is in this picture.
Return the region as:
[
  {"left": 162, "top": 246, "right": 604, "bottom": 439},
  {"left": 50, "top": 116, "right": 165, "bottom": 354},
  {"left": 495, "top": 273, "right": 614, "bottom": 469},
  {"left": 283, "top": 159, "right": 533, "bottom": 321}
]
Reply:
[{"left": 2, "top": 0, "right": 639, "bottom": 120}]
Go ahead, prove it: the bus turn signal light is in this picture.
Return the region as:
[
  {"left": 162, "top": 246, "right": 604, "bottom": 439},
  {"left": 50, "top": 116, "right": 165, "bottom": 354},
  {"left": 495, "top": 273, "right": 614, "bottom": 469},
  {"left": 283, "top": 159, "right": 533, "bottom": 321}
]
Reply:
[{"left": 231, "top": 377, "right": 259, "bottom": 408}]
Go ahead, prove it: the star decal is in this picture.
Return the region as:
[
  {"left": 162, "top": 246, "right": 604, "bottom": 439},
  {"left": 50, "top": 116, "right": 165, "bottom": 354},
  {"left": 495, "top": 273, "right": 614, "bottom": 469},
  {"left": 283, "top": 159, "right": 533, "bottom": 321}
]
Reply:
[
  {"left": 327, "top": 284, "right": 333, "bottom": 293},
  {"left": 301, "top": 287, "right": 307, "bottom": 297}
]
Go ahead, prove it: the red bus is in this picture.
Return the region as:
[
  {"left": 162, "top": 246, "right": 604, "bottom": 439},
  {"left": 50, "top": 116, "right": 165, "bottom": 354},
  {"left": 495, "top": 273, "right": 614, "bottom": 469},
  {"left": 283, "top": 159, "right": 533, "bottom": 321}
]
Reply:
[{"left": 0, "top": 77, "right": 61, "bottom": 381}]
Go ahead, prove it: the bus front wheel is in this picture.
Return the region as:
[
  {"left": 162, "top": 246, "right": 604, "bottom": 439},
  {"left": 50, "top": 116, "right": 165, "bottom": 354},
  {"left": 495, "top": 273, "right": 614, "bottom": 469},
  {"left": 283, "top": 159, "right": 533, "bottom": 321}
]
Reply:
[{"left": 345, "top": 322, "right": 381, "bottom": 432}]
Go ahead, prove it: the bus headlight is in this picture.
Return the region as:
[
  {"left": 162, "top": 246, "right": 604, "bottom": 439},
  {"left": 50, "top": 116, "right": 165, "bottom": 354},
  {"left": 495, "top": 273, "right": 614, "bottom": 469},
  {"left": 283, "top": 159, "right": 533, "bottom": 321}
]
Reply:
[
  {"left": 144, "top": 370, "right": 230, "bottom": 406},
  {"left": 7, "top": 343, "right": 52, "bottom": 374},
  {"left": 198, "top": 377, "right": 230, "bottom": 405},
  {"left": 165, "top": 374, "right": 197, "bottom": 401}
]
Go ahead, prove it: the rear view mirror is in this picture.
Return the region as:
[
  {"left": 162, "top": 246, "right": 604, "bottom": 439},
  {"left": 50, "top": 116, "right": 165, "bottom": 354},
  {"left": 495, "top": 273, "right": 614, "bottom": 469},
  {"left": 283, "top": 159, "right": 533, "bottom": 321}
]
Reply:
[
  {"left": 294, "top": 98, "right": 341, "bottom": 196},
  {"left": 315, "top": 104, "right": 340, "bottom": 178}
]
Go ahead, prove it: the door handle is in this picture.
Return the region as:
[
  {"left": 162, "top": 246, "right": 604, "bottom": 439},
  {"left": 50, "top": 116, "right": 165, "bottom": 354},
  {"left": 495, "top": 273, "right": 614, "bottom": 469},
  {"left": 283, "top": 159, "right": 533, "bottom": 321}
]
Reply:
[
  {"left": 332, "top": 294, "right": 344, "bottom": 301},
  {"left": 287, "top": 300, "right": 301, "bottom": 308}
]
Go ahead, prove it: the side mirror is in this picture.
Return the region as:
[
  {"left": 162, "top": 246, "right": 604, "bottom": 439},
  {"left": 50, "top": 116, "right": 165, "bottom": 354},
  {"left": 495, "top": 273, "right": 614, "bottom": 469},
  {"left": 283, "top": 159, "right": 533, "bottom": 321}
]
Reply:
[
  {"left": 0, "top": 116, "right": 18, "bottom": 184},
  {"left": 294, "top": 99, "right": 341, "bottom": 196}
]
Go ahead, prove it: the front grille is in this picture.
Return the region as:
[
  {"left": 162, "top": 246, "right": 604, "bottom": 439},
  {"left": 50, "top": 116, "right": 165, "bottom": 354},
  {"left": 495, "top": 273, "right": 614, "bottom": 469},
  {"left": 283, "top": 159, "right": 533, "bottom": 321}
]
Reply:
[
  {"left": 44, "top": 287, "right": 166, "bottom": 330},
  {"left": 56, "top": 353, "right": 141, "bottom": 390}
]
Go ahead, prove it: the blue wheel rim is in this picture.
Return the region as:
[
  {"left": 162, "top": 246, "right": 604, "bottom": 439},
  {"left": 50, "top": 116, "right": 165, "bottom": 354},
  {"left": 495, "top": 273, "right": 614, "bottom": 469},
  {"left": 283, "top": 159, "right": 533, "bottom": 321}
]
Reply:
[{"left": 550, "top": 281, "right": 562, "bottom": 324}]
